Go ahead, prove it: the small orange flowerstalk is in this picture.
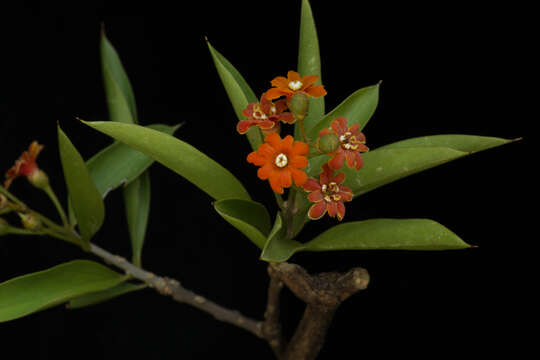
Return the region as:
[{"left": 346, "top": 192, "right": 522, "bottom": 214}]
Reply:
[
  {"left": 237, "top": 93, "right": 294, "bottom": 135},
  {"left": 247, "top": 133, "right": 309, "bottom": 194},
  {"left": 320, "top": 117, "right": 369, "bottom": 170},
  {"left": 303, "top": 164, "right": 353, "bottom": 221},
  {"left": 265, "top": 70, "right": 326, "bottom": 102},
  {"left": 4, "top": 141, "right": 48, "bottom": 189}
]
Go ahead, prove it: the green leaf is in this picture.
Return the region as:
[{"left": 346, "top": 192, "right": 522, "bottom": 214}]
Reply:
[
  {"left": 82, "top": 121, "right": 251, "bottom": 201},
  {"left": 206, "top": 40, "right": 263, "bottom": 150},
  {"left": 375, "top": 134, "right": 518, "bottom": 152},
  {"left": 214, "top": 199, "right": 272, "bottom": 249},
  {"left": 307, "top": 83, "right": 380, "bottom": 139},
  {"left": 296, "top": 0, "right": 324, "bottom": 139},
  {"left": 101, "top": 31, "right": 138, "bottom": 124},
  {"left": 260, "top": 213, "right": 304, "bottom": 262},
  {"left": 260, "top": 218, "right": 471, "bottom": 263},
  {"left": 305, "top": 219, "right": 472, "bottom": 251},
  {"left": 58, "top": 125, "right": 105, "bottom": 247},
  {"left": 67, "top": 282, "right": 146, "bottom": 309},
  {"left": 0, "top": 260, "right": 125, "bottom": 322},
  {"left": 67, "top": 123, "right": 180, "bottom": 226},
  {"left": 124, "top": 171, "right": 150, "bottom": 266}
]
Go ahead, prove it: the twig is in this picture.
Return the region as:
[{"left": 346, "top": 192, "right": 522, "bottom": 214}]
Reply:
[
  {"left": 262, "top": 267, "right": 286, "bottom": 358},
  {"left": 89, "top": 243, "right": 264, "bottom": 338}
]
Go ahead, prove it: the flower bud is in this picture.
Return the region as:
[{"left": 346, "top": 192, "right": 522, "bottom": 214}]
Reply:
[
  {"left": 0, "top": 194, "right": 8, "bottom": 210},
  {"left": 28, "top": 169, "right": 49, "bottom": 190},
  {"left": 289, "top": 93, "right": 309, "bottom": 121},
  {"left": 18, "top": 212, "right": 41, "bottom": 231},
  {"left": 0, "top": 218, "right": 10, "bottom": 236},
  {"left": 317, "top": 133, "right": 339, "bottom": 154}
]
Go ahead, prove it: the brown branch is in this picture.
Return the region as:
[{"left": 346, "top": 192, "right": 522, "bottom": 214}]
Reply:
[
  {"left": 89, "top": 243, "right": 264, "bottom": 338},
  {"left": 270, "top": 262, "right": 370, "bottom": 360},
  {"left": 262, "top": 268, "right": 286, "bottom": 358}
]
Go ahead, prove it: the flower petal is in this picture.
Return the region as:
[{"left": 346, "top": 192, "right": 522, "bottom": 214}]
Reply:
[
  {"left": 308, "top": 201, "right": 327, "bottom": 220},
  {"left": 265, "top": 132, "right": 282, "bottom": 150},
  {"left": 247, "top": 151, "right": 267, "bottom": 166},
  {"left": 336, "top": 201, "right": 346, "bottom": 221},
  {"left": 338, "top": 190, "right": 353, "bottom": 202},
  {"left": 330, "top": 117, "right": 346, "bottom": 135},
  {"left": 257, "top": 163, "right": 273, "bottom": 180},
  {"left": 265, "top": 88, "right": 286, "bottom": 100},
  {"left": 306, "top": 85, "right": 327, "bottom": 98},
  {"left": 308, "top": 190, "right": 324, "bottom": 203},
  {"left": 287, "top": 70, "right": 301, "bottom": 82},
  {"left": 327, "top": 201, "right": 338, "bottom": 218},
  {"left": 278, "top": 112, "right": 295, "bottom": 124},
  {"left": 258, "top": 143, "right": 276, "bottom": 160},
  {"left": 354, "top": 151, "right": 364, "bottom": 170},
  {"left": 292, "top": 140, "right": 309, "bottom": 156},
  {"left": 269, "top": 172, "right": 284, "bottom": 194},
  {"left": 303, "top": 178, "right": 321, "bottom": 192},
  {"left": 320, "top": 163, "right": 334, "bottom": 185},
  {"left": 279, "top": 169, "right": 292, "bottom": 189},
  {"left": 275, "top": 99, "right": 288, "bottom": 113},
  {"left": 258, "top": 120, "right": 277, "bottom": 130},
  {"left": 332, "top": 171, "right": 345, "bottom": 184},
  {"left": 301, "top": 75, "right": 318, "bottom": 88},
  {"left": 328, "top": 151, "right": 345, "bottom": 170},
  {"left": 282, "top": 135, "right": 294, "bottom": 150},
  {"left": 345, "top": 150, "right": 358, "bottom": 169},
  {"left": 237, "top": 120, "right": 257, "bottom": 134},
  {"left": 290, "top": 167, "right": 307, "bottom": 186},
  {"left": 290, "top": 155, "right": 308, "bottom": 169},
  {"left": 271, "top": 76, "right": 289, "bottom": 89}
]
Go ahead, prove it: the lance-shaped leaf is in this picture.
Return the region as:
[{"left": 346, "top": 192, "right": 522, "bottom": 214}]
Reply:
[
  {"left": 305, "top": 219, "right": 472, "bottom": 252},
  {"left": 67, "top": 282, "right": 146, "bottom": 309},
  {"left": 101, "top": 31, "right": 138, "bottom": 124},
  {"left": 81, "top": 121, "right": 251, "bottom": 201},
  {"left": 206, "top": 40, "right": 263, "bottom": 150},
  {"left": 375, "top": 134, "right": 518, "bottom": 152},
  {"left": 214, "top": 199, "right": 272, "bottom": 249},
  {"left": 124, "top": 171, "right": 150, "bottom": 266},
  {"left": 260, "top": 213, "right": 304, "bottom": 262},
  {"left": 307, "top": 83, "right": 380, "bottom": 139},
  {"left": 0, "top": 260, "right": 125, "bottom": 322},
  {"left": 68, "top": 123, "right": 181, "bottom": 225},
  {"left": 58, "top": 125, "right": 105, "bottom": 247},
  {"left": 296, "top": 0, "right": 324, "bottom": 139},
  {"left": 261, "top": 218, "right": 471, "bottom": 263}
]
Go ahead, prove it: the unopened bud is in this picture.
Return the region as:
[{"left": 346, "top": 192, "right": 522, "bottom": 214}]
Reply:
[
  {"left": 0, "top": 218, "right": 10, "bottom": 236},
  {"left": 317, "top": 133, "right": 340, "bottom": 154},
  {"left": 289, "top": 93, "right": 309, "bottom": 121},
  {"left": 28, "top": 169, "right": 49, "bottom": 190},
  {"left": 0, "top": 194, "right": 8, "bottom": 209},
  {"left": 18, "top": 212, "right": 41, "bottom": 231}
]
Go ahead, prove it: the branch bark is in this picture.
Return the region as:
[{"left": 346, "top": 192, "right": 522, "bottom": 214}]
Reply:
[{"left": 89, "top": 243, "right": 264, "bottom": 338}]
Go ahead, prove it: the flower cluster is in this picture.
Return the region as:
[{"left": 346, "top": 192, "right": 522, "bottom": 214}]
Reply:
[{"left": 238, "top": 70, "right": 368, "bottom": 221}]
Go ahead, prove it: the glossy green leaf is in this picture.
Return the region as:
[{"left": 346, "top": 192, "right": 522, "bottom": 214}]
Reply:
[
  {"left": 305, "top": 219, "right": 472, "bottom": 251},
  {"left": 58, "top": 125, "right": 105, "bottom": 247},
  {"left": 307, "top": 83, "right": 380, "bottom": 139},
  {"left": 82, "top": 121, "right": 251, "bottom": 201},
  {"left": 296, "top": 0, "right": 324, "bottom": 139},
  {"left": 206, "top": 40, "right": 263, "bottom": 150},
  {"left": 260, "top": 213, "right": 304, "bottom": 262},
  {"left": 67, "top": 282, "right": 146, "bottom": 309},
  {"left": 375, "top": 134, "right": 518, "bottom": 152},
  {"left": 67, "top": 123, "right": 180, "bottom": 226},
  {"left": 214, "top": 199, "right": 272, "bottom": 249},
  {"left": 261, "top": 218, "right": 471, "bottom": 262},
  {"left": 0, "top": 260, "right": 125, "bottom": 322},
  {"left": 101, "top": 31, "right": 138, "bottom": 124},
  {"left": 124, "top": 171, "right": 150, "bottom": 266},
  {"left": 86, "top": 123, "right": 181, "bottom": 197}
]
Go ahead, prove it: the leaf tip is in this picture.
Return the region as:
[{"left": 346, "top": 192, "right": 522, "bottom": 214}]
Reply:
[{"left": 100, "top": 22, "right": 106, "bottom": 37}]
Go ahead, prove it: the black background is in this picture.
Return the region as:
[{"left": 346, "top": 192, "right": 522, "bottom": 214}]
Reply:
[{"left": 0, "top": 1, "right": 529, "bottom": 359}]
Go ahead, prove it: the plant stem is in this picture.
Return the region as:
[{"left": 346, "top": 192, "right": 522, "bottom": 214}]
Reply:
[{"left": 42, "top": 185, "right": 69, "bottom": 227}]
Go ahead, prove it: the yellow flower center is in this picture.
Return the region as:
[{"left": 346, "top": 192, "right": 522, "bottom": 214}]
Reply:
[
  {"left": 339, "top": 131, "right": 364, "bottom": 150},
  {"left": 252, "top": 105, "right": 267, "bottom": 120},
  {"left": 322, "top": 182, "right": 341, "bottom": 202},
  {"left": 288, "top": 80, "right": 303, "bottom": 91},
  {"left": 275, "top": 153, "right": 288, "bottom": 168}
]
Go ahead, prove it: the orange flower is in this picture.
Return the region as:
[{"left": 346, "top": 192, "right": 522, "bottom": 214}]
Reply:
[
  {"left": 303, "top": 164, "right": 353, "bottom": 221},
  {"left": 247, "top": 133, "right": 309, "bottom": 194},
  {"left": 4, "top": 141, "right": 44, "bottom": 189},
  {"left": 320, "top": 117, "right": 369, "bottom": 170},
  {"left": 265, "top": 70, "right": 327, "bottom": 101},
  {"left": 237, "top": 93, "right": 294, "bottom": 134}
]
